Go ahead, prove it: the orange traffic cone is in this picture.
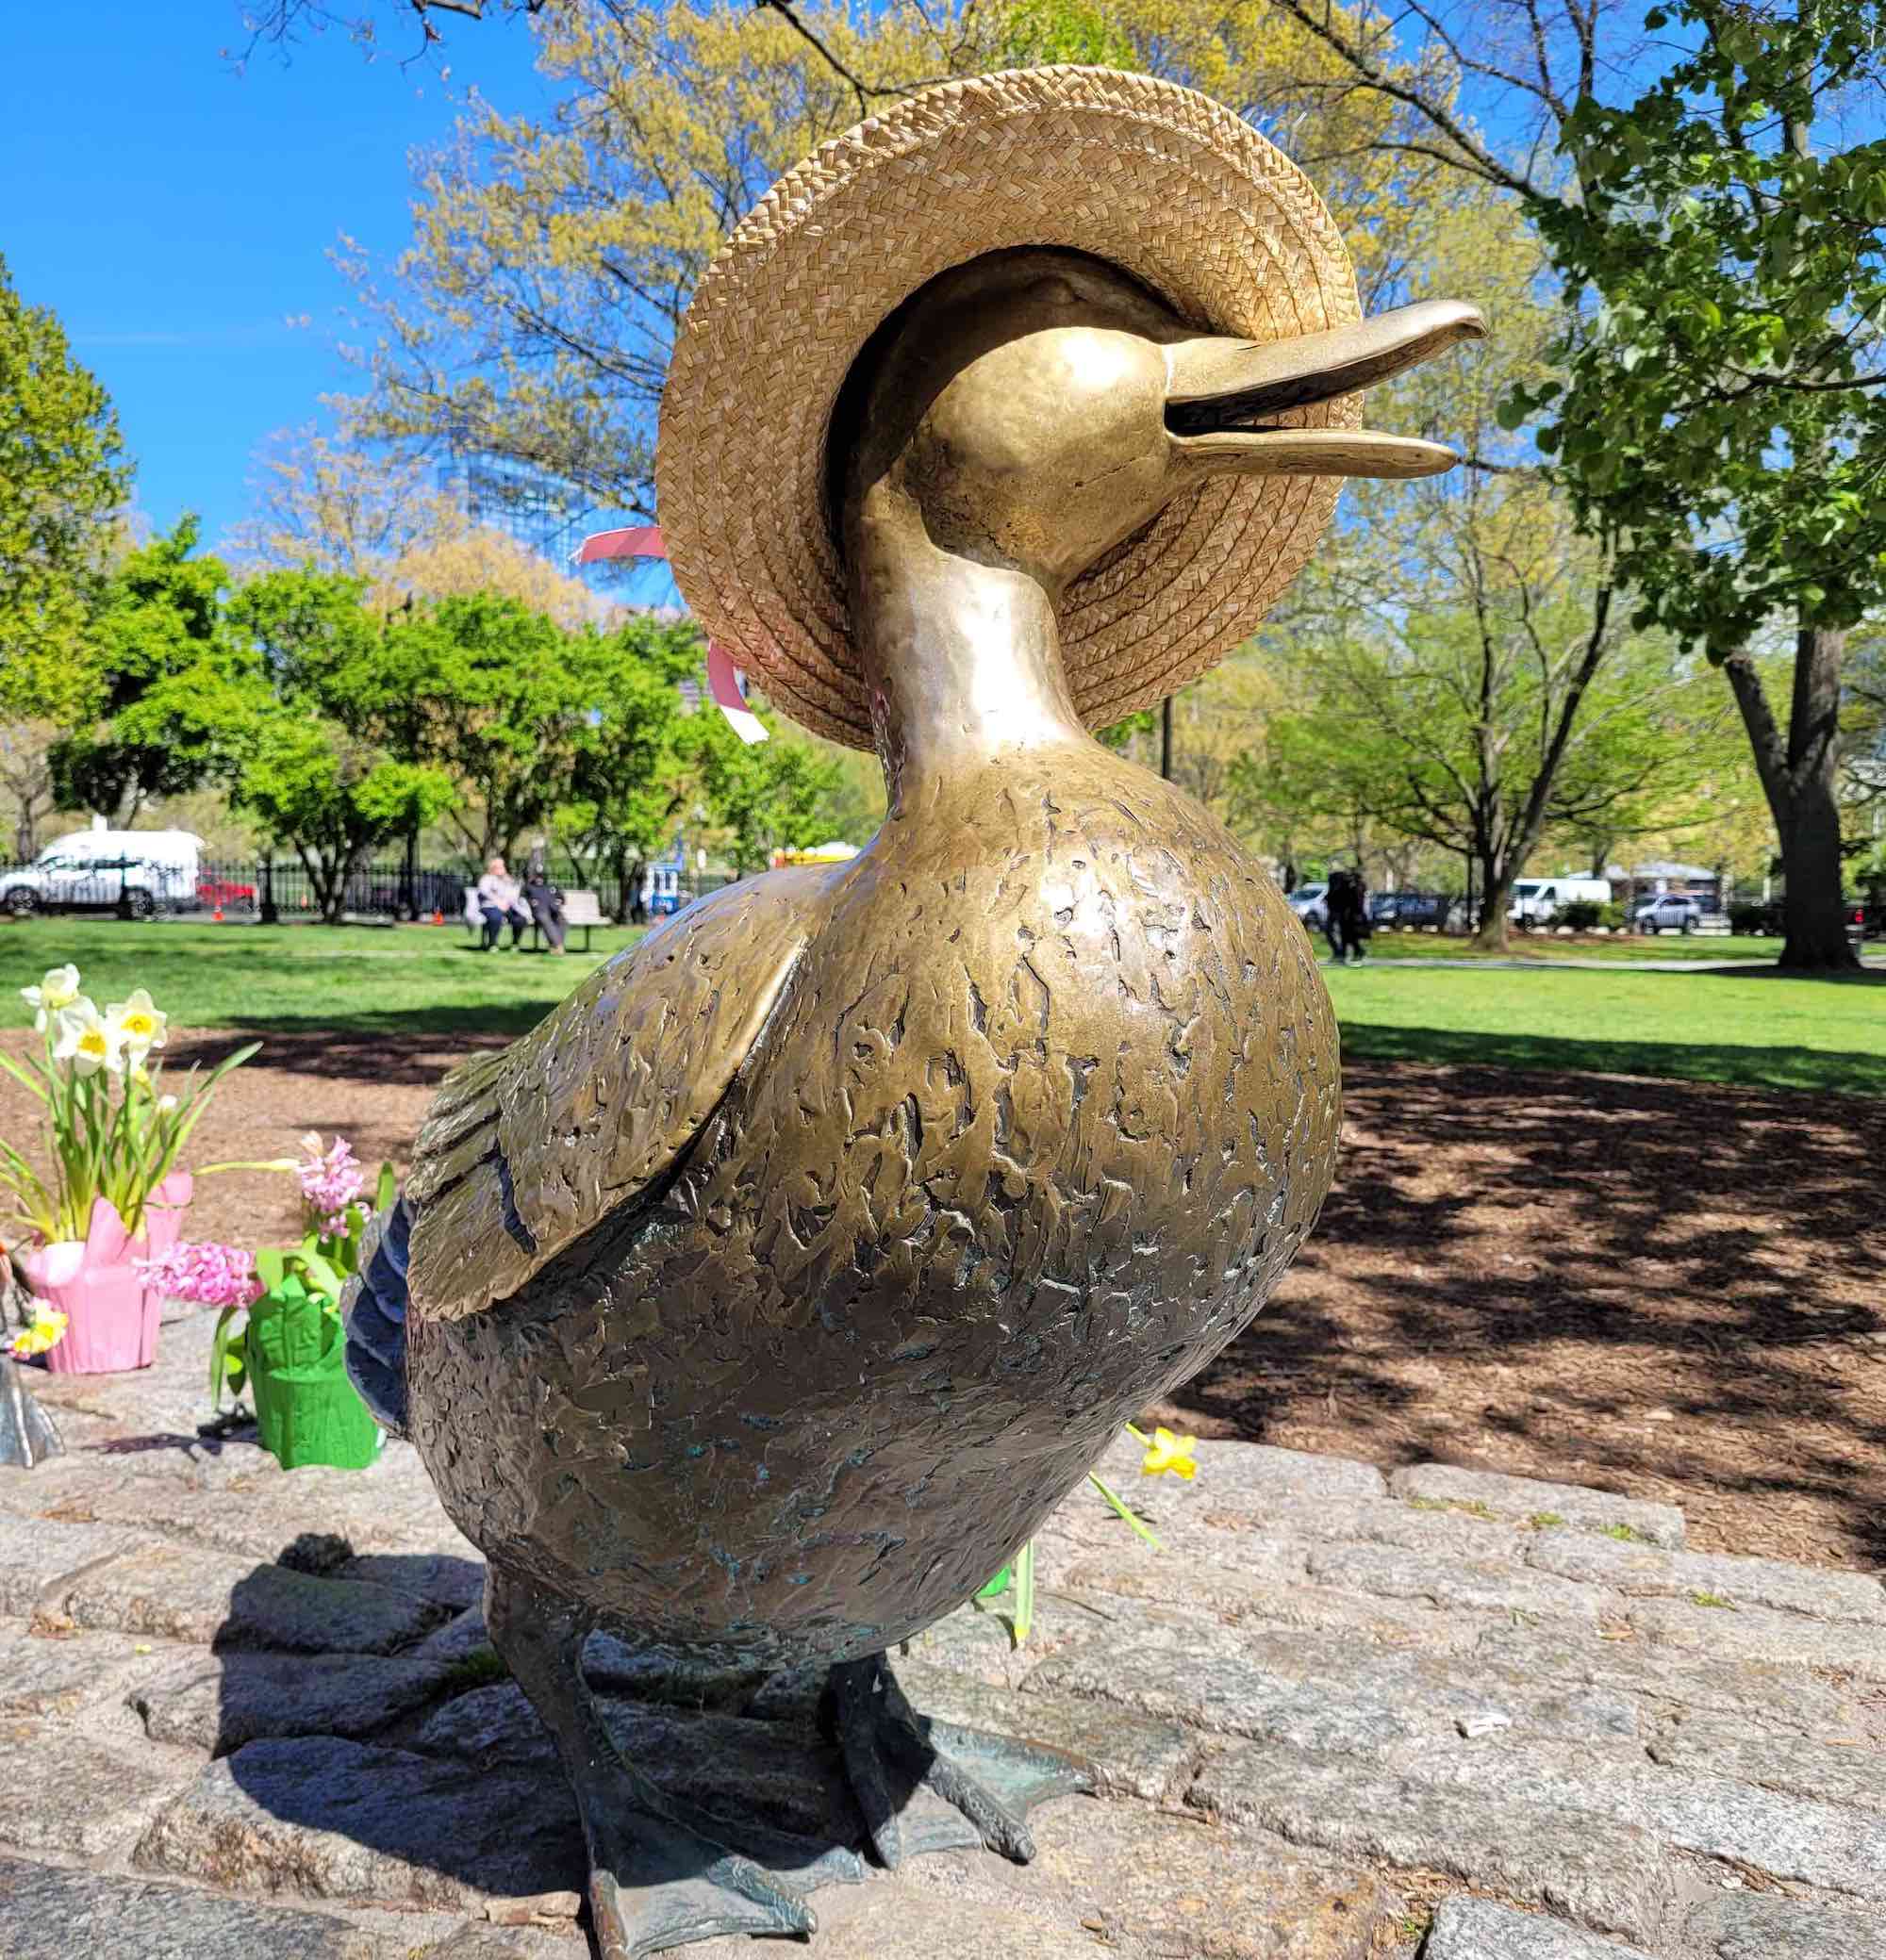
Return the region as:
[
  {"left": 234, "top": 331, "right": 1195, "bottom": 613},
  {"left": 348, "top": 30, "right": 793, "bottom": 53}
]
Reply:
[
  {"left": 432, "top": 908, "right": 443, "bottom": 926},
  {"left": 213, "top": 904, "right": 223, "bottom": 923}
]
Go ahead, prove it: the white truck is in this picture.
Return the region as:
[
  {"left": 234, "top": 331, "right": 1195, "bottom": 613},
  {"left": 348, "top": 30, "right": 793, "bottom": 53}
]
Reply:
[
  {"left": 1507, "top": 876, "right": 1612, "bottom": 927},
  {"left": 1, "top": 830, "right": 203, "bottom": 919}
]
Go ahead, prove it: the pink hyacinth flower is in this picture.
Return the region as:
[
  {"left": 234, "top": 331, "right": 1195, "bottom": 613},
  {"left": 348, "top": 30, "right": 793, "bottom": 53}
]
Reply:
[{"left": 136, "top": 1241, "right": 264, "bottom": 1309}]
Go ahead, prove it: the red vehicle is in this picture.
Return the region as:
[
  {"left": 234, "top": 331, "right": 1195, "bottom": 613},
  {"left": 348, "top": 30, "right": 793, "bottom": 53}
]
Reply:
[{"left": 195, "top": 875, "right": 256, "bottom": 914}]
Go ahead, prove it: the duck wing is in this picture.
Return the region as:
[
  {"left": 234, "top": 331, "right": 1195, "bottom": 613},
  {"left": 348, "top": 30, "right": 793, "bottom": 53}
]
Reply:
[{"left": 403, "top": 865, "right": 831, "bottom": 1325}]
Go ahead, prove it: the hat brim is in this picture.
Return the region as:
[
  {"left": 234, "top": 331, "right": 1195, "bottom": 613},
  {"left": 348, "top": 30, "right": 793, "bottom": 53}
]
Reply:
[{"left": 656, "top": 65, "right": 1360, "bottom": 751}]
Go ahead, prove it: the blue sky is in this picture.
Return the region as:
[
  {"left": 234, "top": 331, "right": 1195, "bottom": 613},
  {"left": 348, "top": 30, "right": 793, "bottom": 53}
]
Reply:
[{"left": 0, "top": 5, "right": 548, "bottom": 554}]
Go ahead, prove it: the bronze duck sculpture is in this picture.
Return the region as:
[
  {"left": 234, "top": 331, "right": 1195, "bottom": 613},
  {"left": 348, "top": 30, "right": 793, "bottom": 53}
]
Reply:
[{"left": 345, "top": 66, "right": 1481, "bottom": 1960}]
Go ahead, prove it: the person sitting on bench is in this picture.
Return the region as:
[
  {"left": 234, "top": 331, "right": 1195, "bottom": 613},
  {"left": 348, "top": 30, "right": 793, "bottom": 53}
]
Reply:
[
  {"left": 524, "top": 869, "right": 568, "bottom": 955},
  {"left": 474, "top": 856, "right": 531, "bottom": 951}
]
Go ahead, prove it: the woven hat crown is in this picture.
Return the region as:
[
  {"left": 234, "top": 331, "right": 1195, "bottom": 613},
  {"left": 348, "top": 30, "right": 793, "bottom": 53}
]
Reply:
[{"left": 656, "top": 66, "right": 1359, "bottom": 750}]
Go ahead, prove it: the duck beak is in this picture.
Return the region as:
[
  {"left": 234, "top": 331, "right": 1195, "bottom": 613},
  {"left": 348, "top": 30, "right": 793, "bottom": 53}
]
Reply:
[{"left": 1164, "top": 299, "right": 1486, "bottom": 480}]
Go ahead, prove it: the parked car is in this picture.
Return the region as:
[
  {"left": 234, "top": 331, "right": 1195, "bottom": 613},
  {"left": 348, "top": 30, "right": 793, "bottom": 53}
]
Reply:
[
  {"left": 2, "top": 836, "right": 200, "bottom": 918},
  {"left": 1633, "top": 893, "right": 1703, "bottom": 934},
  {"left": 1372, "top": 891, "right": 1458, "bottom": 930},
  {"left": 1285, "top": 881, "right": 1330, "bottom": 930},
  {"left": 195, "top": 874, "right": 256, "bottom": 914},
  {"left": 1509, "top": 877, "right": 1613, "bottom": 926}
]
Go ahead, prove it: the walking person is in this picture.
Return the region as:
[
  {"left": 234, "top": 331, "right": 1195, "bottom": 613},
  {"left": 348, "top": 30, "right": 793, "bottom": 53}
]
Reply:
[
  {"left": 1337, "top": 866, "right": 1371, "bottom": 964},
  {"left": 1322, "top": 868, "right": 1350, "bottom": 963},
  {"left": 474, "top": 856, "right": 531, "bottom": 951}
]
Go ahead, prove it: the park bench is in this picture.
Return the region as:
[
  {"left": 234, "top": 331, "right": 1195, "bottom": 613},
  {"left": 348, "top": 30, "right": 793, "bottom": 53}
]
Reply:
[{"left": 538, "top": 888, "right": 604, "bottom": 953}]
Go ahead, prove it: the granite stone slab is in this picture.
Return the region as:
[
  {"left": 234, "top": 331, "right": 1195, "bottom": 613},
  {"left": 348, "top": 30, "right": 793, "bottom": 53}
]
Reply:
[
  {"left": 1624, "top": 1595, "right": 1886, "bottom": 1681},
  {"left": 1648, "top": 1716, "right": 1886, "bottom": 1815},
  {"left": 935, "top": 1798, "right": 1403, "bottom": 1958},
  {"left": 1525, "top": 1528, "right": 1886, "bottom": 1625},
  {"left": 1684, "top": 1891, "right": 1880, "bottom": 1960},
  {"left": 1188, "top": 1742, "right": 1679, "bottom": 1945},
  {"left": 0, "top": 1728, "right": 201, "bottom": 1858},
  {"left": 1387, "top": 1464, "right": 1686, "bottom": 1548},
  {"left": 1300, "top": 1539, "right": 1605, "bottom": 1623},
  {"left": 135, "top": 1737, "right": 587, "bottom": 1909},
  {"left": 58, "top": 1541, "right": 448, "bottom": 1653},
  {"left": 413, "top": 1683, "right": 855, "bottom": 1840},
  {"left": 1401, "top": 1737, "right": 1886, "bottom": 1900},
  {"left": 1470, "top": 1625, "right": 1861, "bottom": 1733},
  {"left": 1024, "top": 1624, "right": 1640, "bottom": 1752},
  {"left": 0, "top": 1855, "right": 399, "bottom": 1960},
  {"left": 130, "top": 1648, "right": 455, "bottom": 1753},
  {"left": 0, "top": 1510, "right": 143, "bottom": 1615},
  {"left": 1425, "top": 1896, "right": 1657, "bottom": 1959},
  {"left": 1085, "top": 1433, "right": 1389, "bottom": 1507},
  {"left": 889, "top": 1656, "right": 1198, "bottom": 1801},
  {"left": 0, "top": 1621, "right": 184, "bottom": 1718}
]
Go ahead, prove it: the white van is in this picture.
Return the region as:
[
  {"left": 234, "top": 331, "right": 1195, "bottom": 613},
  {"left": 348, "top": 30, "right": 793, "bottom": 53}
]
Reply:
[
  {"left": 1508, "top": 876, "right": 1611, "bottom": 926},
  {"left": 2, "top": 831, "right": 203, "bottom": 919}
]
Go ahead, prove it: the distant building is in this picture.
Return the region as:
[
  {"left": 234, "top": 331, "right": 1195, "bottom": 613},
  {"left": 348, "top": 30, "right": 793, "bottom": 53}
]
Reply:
[
  {"left": 436, "top": 452, "right": 593, "bottom": 567},
  {"left": 1608, "top": 859, "right": 1723, "bottom": 906}
]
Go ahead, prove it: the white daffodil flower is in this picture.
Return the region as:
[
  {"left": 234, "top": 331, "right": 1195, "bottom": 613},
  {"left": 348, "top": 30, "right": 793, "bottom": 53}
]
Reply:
[
  {"left": 107, "top": 987, "right": 169, "bottom": 1057},
  {"left": 21, "top": 964, "right": 82, "bottom": 1033},
  {"left": 52, "top": 998, "right": 124, "bottom": 1078}
]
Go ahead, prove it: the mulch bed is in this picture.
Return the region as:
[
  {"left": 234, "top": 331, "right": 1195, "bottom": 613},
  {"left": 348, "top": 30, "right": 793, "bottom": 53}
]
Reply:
[{"left": 6, "top": 1032, "right": 1882, "bottom": 1572}]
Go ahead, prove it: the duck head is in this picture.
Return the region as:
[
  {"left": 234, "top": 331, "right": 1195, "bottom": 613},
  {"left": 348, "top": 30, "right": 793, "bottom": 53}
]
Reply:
[
  {"left": 836, "top": 247, "right": 1482, "bottom": 594},
  {"left": 831, "top": 247, "right": 1482, "bottom": 791}
]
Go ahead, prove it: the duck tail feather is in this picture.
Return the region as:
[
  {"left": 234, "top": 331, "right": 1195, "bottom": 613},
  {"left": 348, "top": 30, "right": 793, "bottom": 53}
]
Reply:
[{"left": 342, "top": 1195, "right": 412, "bottom": 1440}]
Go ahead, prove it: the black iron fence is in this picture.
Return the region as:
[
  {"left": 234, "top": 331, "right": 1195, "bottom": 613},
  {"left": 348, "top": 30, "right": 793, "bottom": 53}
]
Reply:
[{"left": 0, "top": 855, "right": 733, "bottom": 924}]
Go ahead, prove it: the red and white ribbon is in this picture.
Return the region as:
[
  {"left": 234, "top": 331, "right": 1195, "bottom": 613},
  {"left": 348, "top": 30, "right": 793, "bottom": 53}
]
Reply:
[{"left": 575, "top": 525, "right": 767, "bottom": 743}]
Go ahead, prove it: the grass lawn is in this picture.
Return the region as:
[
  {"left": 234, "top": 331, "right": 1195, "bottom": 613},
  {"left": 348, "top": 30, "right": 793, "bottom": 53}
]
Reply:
[
  {"left": 1326, "top": 959, "right": 1886, "bottom": 1097},
  {"left": 3, "top": 914, "right": 1878, "bottom": 1097},
  {"left": 0, "top": 917, "right": 649, "bottom": 1041},
  {"left": 1358, "top": 930, "right": 1792, "bottom": 964}
]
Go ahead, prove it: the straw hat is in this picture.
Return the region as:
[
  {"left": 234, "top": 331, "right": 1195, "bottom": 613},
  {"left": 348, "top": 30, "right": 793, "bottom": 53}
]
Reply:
[{"left": 655, "top": 65, "right": 1360, "bottom": 751}]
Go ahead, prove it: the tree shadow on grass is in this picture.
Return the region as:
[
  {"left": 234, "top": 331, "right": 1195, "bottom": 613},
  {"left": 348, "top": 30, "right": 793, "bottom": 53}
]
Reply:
[
  {"left": 1338, "top": 1022, "right": 1886, "bottom": 1098},
  {"left": 1171, "top": 1060, "right": 1886, "bottom": 1566}
]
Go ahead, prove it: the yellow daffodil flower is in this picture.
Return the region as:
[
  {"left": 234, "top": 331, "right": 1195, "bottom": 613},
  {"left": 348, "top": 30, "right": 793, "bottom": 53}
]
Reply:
[
  {"left": 1139, "top": 1425, "right": 1198, "bottom": 1480},
  {"left": 107, "top": 988, "right": 168, "bottom": 1057},
  {"left": 20, "top": 964, "right": 81, "bottom": 1032},
  {"left": 51, "top": 998, "right": 124, "bottom": 1078},
  {"left": 9, "top": 1304, "right": 69, "bottom": 1359}
]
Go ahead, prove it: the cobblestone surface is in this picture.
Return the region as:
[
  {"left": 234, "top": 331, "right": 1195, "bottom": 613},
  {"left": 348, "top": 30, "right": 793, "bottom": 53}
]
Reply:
[{"left": 1, "top": 1317, "right": 1881, "bottom": 1959}]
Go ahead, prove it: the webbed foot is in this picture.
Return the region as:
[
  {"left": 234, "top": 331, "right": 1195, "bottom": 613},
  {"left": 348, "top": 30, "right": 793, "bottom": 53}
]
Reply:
[
  {"left": 829, "top": 1651, "right": 1094, "bottom": 1870},
  {"left": 486, "top": 1568, "right": 858, "bottom": 1960},
  {"left": 583, "top": 1795, "right": 814, "bottom": 1960}
]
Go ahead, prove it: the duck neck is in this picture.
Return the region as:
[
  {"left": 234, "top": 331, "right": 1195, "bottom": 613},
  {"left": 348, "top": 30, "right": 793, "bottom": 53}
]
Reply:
[{"left": 848, "top": 490, "right": 1091, "bottom": 815}]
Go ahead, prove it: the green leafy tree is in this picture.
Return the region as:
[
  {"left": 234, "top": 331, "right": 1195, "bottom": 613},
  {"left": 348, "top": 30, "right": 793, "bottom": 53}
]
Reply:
[
  {"left": 0, "top": 255, "right": 128, "bottom": 731},
  {"left": 226, "top": 567, "right": 458, "bottom": 922},
  {"left": 1517, "top": 0, "right": 1886, "bottom": 967},
  {"left": 555, "top": 617, "right": 704, "bottom": 919},
  {"left": 379, "top": 593, "right": 602, "bottom": 862},
  {"left": 50, "top": 519, "right": 246, "bottom": 821},
  {"left": 690, "top": 704, "right": 843, "bottom": 874},
  {"left": 232, "top": 716, "right": 456, "bottom": 924},
  {"left": 1266, "top": 0, "right": 1884, "bottom": 968},
  {"left": 339, "top": 0, "right": 1451, "bottom": 512}
]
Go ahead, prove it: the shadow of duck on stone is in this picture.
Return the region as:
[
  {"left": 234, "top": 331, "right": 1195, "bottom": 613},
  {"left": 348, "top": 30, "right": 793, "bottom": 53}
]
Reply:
[{"left": 175, "top": 1547, "right": 1073, "bottom": 1948}]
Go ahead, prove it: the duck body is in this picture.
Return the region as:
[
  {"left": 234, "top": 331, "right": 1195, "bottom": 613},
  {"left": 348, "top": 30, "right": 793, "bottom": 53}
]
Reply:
[
  {"left": 401, "top": 737, "right": 1336, "bottom": 1668},
  {"left": 336, "top": 233, "right": 1481, "bottom": 1955}
]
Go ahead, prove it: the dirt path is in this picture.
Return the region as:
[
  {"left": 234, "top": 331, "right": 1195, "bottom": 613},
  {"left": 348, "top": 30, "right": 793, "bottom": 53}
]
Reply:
[{"left": 6, "top": 1033, "right": 1881, "bottom": 1569}]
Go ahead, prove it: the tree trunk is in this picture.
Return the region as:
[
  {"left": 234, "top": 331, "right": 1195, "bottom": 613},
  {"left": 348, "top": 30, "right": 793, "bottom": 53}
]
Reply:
[
  {"left": 1471, "top": 851, "right": 1514, "bottom": 952},
  {"left": 1723, "top": 631, "right": 1856, "bottom": 972}
]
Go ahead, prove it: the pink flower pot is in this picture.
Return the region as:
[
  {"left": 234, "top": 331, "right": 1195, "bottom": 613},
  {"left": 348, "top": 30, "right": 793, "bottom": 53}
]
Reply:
[{"left": 20, "top": 1173, "right": 193, "bottom": 1375}]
